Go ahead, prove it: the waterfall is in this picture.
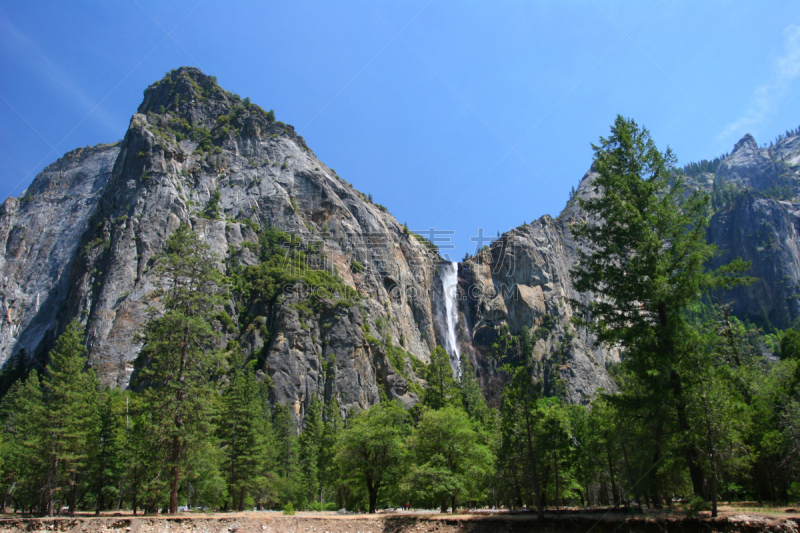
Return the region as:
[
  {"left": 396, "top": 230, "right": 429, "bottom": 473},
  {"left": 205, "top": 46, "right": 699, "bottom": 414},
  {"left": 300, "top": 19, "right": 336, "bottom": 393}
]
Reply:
[{"left": 440, "top": 262, "right": 461, "bottom": 376}]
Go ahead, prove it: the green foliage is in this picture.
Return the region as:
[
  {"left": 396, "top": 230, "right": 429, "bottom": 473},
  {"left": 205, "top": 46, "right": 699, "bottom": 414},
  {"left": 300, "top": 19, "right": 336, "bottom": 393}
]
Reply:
[
  {"left": 682, "top": 156, "right": 725, "bottom": 178},
  {"left": 282, "top": 501, "right": 295, "bottom": 515},
  {"left": 218, "top": 345, "right": 273, "bottom": 511},
  {"left": 403, "top": 406, "right": 493, "bottom": 513},
  {"left": 134, "top": 223, "right": 226, "bottom": 514},
  {"left": 712, "top": 180, "right": 747, "bottom": 212},
  {"left": 230, "top": 226, "right": 360, "bottom": 349},
  {"left": 684, "top": 495, "right": 710, "bottom": 516},
  {"left": 572, "top": 115, "right": 752, "bottom": 506},
  {"left": 422, "top": 346, "right": 461, "bottom": 410},
  {"left": 0, "top": 374, "right": 47, "bottom": 512},
  {"left": 298, "top": 394, "right": 323, "bottom": 507},
  {"left": 204, "top": 189, "right": 222, "bottom": 220},
  {"left": 0, "top": 321, "right": 99, "bottom": 516},
  {"left": 42, "top": 320, "right": 99, "bottom": 516},
  {"left": 781, "top": 329, "right": 800, "bottom": 360},
  {"left": 411, "top": 232, "right": 439, "bottom": 256},
  {"left": 335, "top": 400, "right": 410, "bottom": 513},
  {"left": 459, "top": 357, "right": 491, "bottom": 425}
]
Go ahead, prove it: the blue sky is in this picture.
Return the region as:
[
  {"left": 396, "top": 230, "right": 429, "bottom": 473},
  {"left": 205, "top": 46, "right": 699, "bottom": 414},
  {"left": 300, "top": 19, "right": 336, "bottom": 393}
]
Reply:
[{"left": 2, "top": 1, "right": 800, "bottom": 260}]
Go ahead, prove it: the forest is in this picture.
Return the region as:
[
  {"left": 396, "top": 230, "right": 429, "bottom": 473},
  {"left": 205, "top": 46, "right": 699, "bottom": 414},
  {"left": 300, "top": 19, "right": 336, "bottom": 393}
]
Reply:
[{"left": 0, "top": 116, "right": 799, "bottom": 518}]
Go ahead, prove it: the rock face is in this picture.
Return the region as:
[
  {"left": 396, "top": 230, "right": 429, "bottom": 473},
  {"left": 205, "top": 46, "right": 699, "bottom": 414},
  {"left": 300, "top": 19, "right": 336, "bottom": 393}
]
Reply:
[
  {"left": 0, "top": 144, "right": 119, "bottom": 363},
  {"left": 690, "top": 130, "right": 800, "bottom": 330},
  {"left": 458, "top": 171, "right": 618, "bottom": 406},
  {"left": 5, "top": 67, "right": 800, "bottom": 417},
  {"left": 709, "top": 194, "right": 800, "bottom": 330},
  {"left": 0, "top": 68, "right": 442, "bottom": 420}
]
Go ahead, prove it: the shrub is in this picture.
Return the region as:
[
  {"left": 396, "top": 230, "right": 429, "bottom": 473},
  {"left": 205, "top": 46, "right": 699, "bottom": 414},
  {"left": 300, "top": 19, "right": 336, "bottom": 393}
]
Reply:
[
  {"left": 684, "top": 495, "right": 709, "bottom": 517},
  {"left": 283, "top": 502, "right": 295, "bottom": 515}
]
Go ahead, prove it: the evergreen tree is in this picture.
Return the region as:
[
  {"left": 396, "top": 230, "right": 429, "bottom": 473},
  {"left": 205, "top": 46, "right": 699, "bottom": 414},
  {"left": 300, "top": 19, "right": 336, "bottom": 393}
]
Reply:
[
  {"left": 459, "top": 357, "right": 490, "bottom": 425},
  {"left": 125, "top": 402, "right": 165, "bottom": 515},
  {"left": 0, "top": 374, "right": 46, "bottom": 513},
  {"left": 498, "top": 366, "right": 545, "bottom": 518},
  {"left": 519, "top": 326, "right": 533, "bottom": 360},
  {"left": 250, "top": 376, "right": 277, "bottom": 510},
  {"left": 41, "top": 319, "right": 98, "bottom": 516},
  {"left": 218, "top": 345, "right": 270, "bottom": 511},
  {"left": 272, "top": 403, "right": 300, "bottom": 506},
  {"left": 781, "top": 329, "right": 800, "bottom": 360},
  {"left": 321, "top": 395, "right": 345, "bottom": 509},
  {"left": 571, "top": 115, "right": 749, "bottom": 497},
  {"left": 298, "top": 394, "right": 323, "bottom": 508},
  {"left": 87, "top": 388, "right": 128, "bottom": 514},
  {"left": 423, "top": 346, "right": 461, "bottom": 410},
  {"left": 135, "top": 223, "right": 225, "bottom": 514}
]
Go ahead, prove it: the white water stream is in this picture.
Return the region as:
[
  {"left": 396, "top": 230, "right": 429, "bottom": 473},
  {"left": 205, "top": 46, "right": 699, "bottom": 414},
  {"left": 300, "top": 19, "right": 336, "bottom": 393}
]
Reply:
[{"left": 439, "top": 262, "right": 461, "bottom": 376}]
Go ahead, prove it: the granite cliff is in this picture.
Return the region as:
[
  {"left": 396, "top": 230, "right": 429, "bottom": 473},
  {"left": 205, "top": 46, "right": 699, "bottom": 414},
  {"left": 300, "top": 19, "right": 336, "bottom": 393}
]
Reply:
[
  {"left": 0, "top": 68, "right": 444, "bottom": 420},
  {"left": 690, "top": 131, "right": 800, "bottom": 330}
]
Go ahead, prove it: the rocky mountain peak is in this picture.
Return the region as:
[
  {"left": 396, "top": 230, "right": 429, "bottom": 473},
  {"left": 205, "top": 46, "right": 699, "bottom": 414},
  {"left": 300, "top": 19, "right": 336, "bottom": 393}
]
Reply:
[
  {"left": 732, "top": 133, "right": 758, "bottom": 154},
  {"left": 138, "top": 67, "right": 226, "bottom": 117},
  {"left": 133, "top": 66, "right": 308, "bottom": 154}
]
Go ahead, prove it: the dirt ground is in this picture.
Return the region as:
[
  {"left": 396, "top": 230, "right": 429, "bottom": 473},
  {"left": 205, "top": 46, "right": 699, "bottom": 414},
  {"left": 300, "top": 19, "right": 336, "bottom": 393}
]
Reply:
[{"left": 1, "top": 508, "right": 800, "bottom": 533}]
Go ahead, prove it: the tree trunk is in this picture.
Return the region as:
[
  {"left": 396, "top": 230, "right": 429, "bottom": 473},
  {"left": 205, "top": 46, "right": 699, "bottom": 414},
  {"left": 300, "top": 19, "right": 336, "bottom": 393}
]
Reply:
[
  {"left": 555, "top": 454, "right": 560, "bottom": 516},
  {"left": 366, "top": 477, "right": 379, "bottom": 514},
  {"left": 440, "top": 497, "right": 448, "bottom": 514},
  {"left": 605, "top": 436, "right": 619, "bottom": 508},
  {"left": 702, "top": 390, "right": 719, "bottom": 518},
  {"left": 621, "top": 441, "right": 643, "bottom": 510},
  {"left": 69, "top": 473, "right": 77, "bottom": 516},
  {"left": 1, "top": 482, "right": 14, "bottom": 513},
  {"left": 523, "top": 403, "right": 544, "bottom": 521},
  {"left": 170, "top": 435, "right": 180, "bottom": 514},
  {"left": 239, "top": 486, "right": 245, "bottom": 512},
  {"left": 669, "top": 370, "right": 705, "bottom": 497},
  {"left": 369, "top": 489, "right": 378, "bottom": 514},
  {"left": 46, "top": 453, "right": 58, "bottom": 517},
  {"left": 116, "top": 478, "right": 123, "bottom": 511}
]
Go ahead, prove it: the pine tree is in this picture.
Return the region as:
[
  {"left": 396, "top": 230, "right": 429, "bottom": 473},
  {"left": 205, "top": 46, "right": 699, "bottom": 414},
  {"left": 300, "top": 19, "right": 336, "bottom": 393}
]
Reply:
[
  {"left": 321, "top": 395, "right": 344, "bottom": 508},
  {"left": 218, "top": 345, "right": 270, "bottom": 511},
  {"left": 298, "top": 393, "right": 323, "bottom": 508},
  {"left": 422, "top": 346, "right": 461, "bottom": 410},
  {"left": 272, "top": 403, "right": 300, "bottom": 506},
  {"left": 0, "top": 374, "right": 46, "bottom": 513},
  {"left": 87, "top": 388, "right": 128, "bottom": 514},
  {"left": 250, "top": 376, "right": 277, "bottom": 510},
  {"left": 499, "top": 366, "right": 545, "bottom": 519},
  {"left": 459, "top": 357, "right": 490, "bottom": 425},
  {"left": 135, "top": 223, "right": 226, "bottom": 514},
  {"left": 41, "top": 319, "right": 98, "bottom": 516},
  {"left": 571, "top": 115, "right": 750, "bottom": 498}
]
